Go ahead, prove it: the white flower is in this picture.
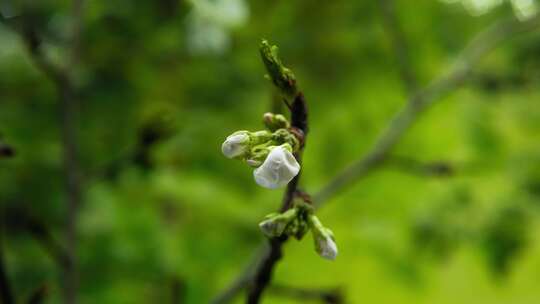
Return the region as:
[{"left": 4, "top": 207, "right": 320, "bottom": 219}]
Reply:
[
  {"left": 314, "top": 232, "right": 338, "bottom": 260},
  {"left": 221, "top": 131, "right": 250, "bottom": 158},
  {"left": 253, "top": 145, "right": 300, "bottom": 189}
]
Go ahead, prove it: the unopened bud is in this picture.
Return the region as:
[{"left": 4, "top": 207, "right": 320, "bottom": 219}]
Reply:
[
  {"left": 263, "top": 112, "right": 290, "bottom": 131},
  {"left": 259, "top": 208, "right": 298, "bottom": 237},
  {"left": 309, "top": 215, "right": 338, "bottom": 260}
]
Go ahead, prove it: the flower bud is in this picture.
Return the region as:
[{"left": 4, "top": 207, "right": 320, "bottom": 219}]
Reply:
[
  {"left": 272, "top": 128, "right": 300, "bottom": 152},
  {"left": 263, "top": 112, "right": 290, "bottom": 131},
  {"left": 221, "top": 131, "right": 250, "bottom": 159},
  {"left": 309, "top": 215, "right": 338, "bottom": 260},
  {"left": 250, "top": 130, "right": 273, "bottom": 145},
  {"left": 253, "top": 144, "right": 300, "bottom": 189},
  {"left": 259, "top": 208, "right": 298, "bottom": 238}
]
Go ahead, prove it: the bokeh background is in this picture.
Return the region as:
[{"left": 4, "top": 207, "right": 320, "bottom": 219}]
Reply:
[{"left": 1, "top": 0, "right": 540, "bottom": 303}]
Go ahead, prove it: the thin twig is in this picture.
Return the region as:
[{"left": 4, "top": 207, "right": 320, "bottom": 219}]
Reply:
[
  {"left": 0, "top": 205, "right": 67, "bottom": 304},
  {"left": 26, "top": 284, "right": 48, "bottom": 304},
  {"left": 170, "top": 276, "right": 185, "bottom": 304},
  {"left": 61, "top": 1, "right": 85, "bottom": 303},
  {"left": 3, "top": 206, "right": 71, "bottom": 269},
  {"left": 270, "top": 285, "right": 343, "bottom": 304},
  {"left": 247, "top": 236, "right": 288, "bottom": 303},
  {"left": 313, "top": 15, "right": 540, "bottom": 207},
  {"left": 385, "top": 155, "right": 454, "bottom": 178},
  {"left": 379, "top": 0, "right": 418, "bottom": 94},
  {"left": 0, "top": 223, "right": 14, "bottom": 304},
  {"left": 211, "top": 15, "right": 540, "bottom": 303},
  {"left": 210, "top": 245, "right": 266, "bottom": 304}
]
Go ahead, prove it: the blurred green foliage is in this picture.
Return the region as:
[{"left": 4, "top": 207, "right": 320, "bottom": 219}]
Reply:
[{"left": 1, "top": 0, "right": 540, "bottom": 303}]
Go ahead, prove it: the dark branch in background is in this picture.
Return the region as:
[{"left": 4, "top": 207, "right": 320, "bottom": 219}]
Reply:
[
  {"left": 99, "top": 116, "right": 176, "bottom": 181},
  {"left": 26, "top": 284, "right": 48, "bottom": 304},
  {"left": 471, "top": 70, "right": 533, "bottom": 93},
  {"left": 0, "top": 205, "right": 67, "bottom": 304},
  {"left": 379, "top": 1, "right": 454, "bottom": 179},
  {"left": 2, "top": 206, "right": 71, "bottom": 268},
  {"left": 270, "top": 285, "right": 343, "bottom": 304},
  {"left": 60, "top": 1, "right": 85, "bottom": 302},
  {"left": 0, "top": 136, "right": 15, "bottom": 158},
  {"left": 211, "top": 15, "right": 540, "bottom": 304},
  {"left": 1, "top": 1, "right": 86, "bottom": 302},
  {"left": 385, "top": 155, "right": 455, "bottom": 178},
  {"left": 313, "top": 15, "right": 540, "bottom": 207},
  {"left": 247, "top": 237, "right": 286, "bottom": 304},
  {"left": 379, "top": 0, "right": 418, "bottom": 94},
  {"left": 170, "top": 276, "right": 186, "bottom": 304},
  {"left": 210, "top": 246, "right": 266, "bottom": 304},
  {"left": 0, "top": 221, "right": 14, "bottom": 304},
  {"left": 246, "top": 41, "right": 309, "bottom": 304}
]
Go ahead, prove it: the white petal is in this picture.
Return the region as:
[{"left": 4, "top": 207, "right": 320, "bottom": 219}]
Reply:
[
  {"left": 317, "top": 236, "right": 338, "bottom": 260},
  {"left": 259, "top": 219, "right": 287, "bottom": 237},
  {"left": 253, "top": 146, "right": 300, "bottom": 189},
  {"left": 221, "top": 132, "right": 249, "bottom": 158}
]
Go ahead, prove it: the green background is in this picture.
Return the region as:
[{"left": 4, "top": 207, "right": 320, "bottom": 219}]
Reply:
[{"left": 1, "top": 0, "right": 540, "bottom": 303}]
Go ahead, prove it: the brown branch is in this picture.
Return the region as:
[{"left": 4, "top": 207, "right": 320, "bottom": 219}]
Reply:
[
  {"left": 247, "top": 237, "right": 287, "bottom": 304},
  {"left": 243, "top": 41, "right": 310, "bottom": 304},
  {"left": 247, "top": 92, "right": 308, "bottom": 302},
  {"left": 211, "top": 15, "right": 540, "bottom": 304}
]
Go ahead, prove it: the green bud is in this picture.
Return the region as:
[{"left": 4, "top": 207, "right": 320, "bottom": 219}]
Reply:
[
  {"left": 222, "top": 131, "right": 251, "bottom": 159},
  {"left": 272, "top": 129, "right": 300, "bottom": 153},
  {"left": 259, "top": 208, "right": 298, "bottom": 238},
  {"left": 250, "top": 130, "right": 273, "bottom": 145},
  {"left": 246, "top": 141, "right": 274, "bottom": 167},
  {"left": 263, "top": 112, "right": 290, "bottom": 131},
  {"left": 283, "top": 200, "right": 313, "bottom": 240},
  {"left": 259, "top": 40, "right": 297, "bottom": 99},
  {"left": 308, "top": 214, "right": 338, "bottom": 260},
  {"left": 222, "top": 130, "right": 273, "bottom": 160},
  {"left": 286, "top": 216, "right": 310, "bottom": 240}
]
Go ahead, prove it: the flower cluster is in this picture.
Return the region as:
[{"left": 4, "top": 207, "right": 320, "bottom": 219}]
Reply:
[
  {"left": 221, "top": 113, "right": 301, "bottom": 189},
  {"left": 258, "top": 201, "right": 338, "bottom": 260}
]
